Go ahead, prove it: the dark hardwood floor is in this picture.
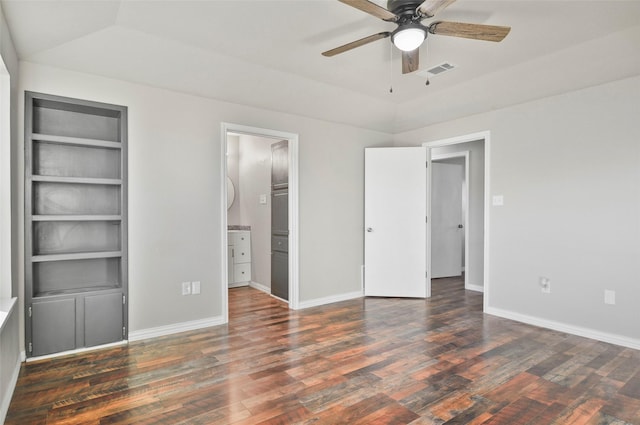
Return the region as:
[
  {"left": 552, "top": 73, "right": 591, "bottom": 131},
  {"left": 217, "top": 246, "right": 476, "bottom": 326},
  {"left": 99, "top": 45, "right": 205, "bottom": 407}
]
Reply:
[{"left": 6, "top": 278, "right": 640, "bottom": 424}]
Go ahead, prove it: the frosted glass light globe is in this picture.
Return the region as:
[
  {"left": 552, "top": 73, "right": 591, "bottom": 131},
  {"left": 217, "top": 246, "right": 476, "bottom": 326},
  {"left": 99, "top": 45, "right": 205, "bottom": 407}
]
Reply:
[{"left": 393, "top": 27, "right": 426, "bottom": 52}]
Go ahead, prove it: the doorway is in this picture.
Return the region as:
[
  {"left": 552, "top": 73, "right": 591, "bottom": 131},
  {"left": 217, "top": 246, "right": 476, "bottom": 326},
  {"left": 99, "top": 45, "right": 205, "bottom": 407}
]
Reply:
[
  {"left": 431, "top": 153, "right": 467, "bottom": 282},
  {"left": 424, "top": 132, "right": 490, "bottom": 310},
  {"left": 220, "top": 123, "right": 299, "bottom": 322}
]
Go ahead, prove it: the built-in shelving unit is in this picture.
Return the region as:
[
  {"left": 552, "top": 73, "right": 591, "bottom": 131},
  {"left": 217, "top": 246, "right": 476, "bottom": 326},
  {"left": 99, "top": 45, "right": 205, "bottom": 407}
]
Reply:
[{"left": 25, "top": 92, "right": 128, "bottom": 358}]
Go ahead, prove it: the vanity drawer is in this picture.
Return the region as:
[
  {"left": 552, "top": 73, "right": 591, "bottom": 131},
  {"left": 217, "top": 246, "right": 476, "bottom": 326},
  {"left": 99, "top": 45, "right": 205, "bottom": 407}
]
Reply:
[
  {"left": 230, "top": 232, "right": 251, "bottom": 253},
  {"left": 233, "top": 263, "right": 251, "bottom": 282}
]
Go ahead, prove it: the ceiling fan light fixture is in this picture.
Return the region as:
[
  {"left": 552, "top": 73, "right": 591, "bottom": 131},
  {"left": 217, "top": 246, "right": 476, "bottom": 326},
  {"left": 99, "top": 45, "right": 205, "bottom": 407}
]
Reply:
[{"left": 392, "top": 26, "right": 426, "bottom": 52}]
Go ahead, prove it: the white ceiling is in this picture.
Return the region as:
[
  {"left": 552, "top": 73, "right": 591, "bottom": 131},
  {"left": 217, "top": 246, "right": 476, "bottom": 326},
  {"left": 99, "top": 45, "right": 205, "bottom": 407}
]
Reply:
[{"left": 2, "top": 0, "right": 640, "bottom": 133}]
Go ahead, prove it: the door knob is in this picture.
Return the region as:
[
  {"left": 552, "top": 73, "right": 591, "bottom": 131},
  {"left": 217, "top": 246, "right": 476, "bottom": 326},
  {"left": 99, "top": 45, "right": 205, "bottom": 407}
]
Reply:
[
  {"left": 458, "top": 224, "right": 463, "bottom": 229},
  {"left": 366, "top": 227, "right": 373, "bottom": 232}
]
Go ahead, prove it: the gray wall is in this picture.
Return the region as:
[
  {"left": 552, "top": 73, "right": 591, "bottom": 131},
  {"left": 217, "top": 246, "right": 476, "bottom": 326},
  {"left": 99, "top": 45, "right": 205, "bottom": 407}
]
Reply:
[
  {"left": 395, "top": 75, "right": 640, "bottom": 344},
  {"left": 432, "top": 141, "right": 485, "bottom": 289},
  {"left": 238, "top": 134, "right": 276, "bottom": 290},
  {"left": 16, "top": 61, "right": 391, "bottom": 347}
]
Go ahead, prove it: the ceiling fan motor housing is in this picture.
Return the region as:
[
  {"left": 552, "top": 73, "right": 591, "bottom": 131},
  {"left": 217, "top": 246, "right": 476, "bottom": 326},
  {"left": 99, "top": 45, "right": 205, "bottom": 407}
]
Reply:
[{"left": 387, "top": 0, "right": 423, "bottom": 21}]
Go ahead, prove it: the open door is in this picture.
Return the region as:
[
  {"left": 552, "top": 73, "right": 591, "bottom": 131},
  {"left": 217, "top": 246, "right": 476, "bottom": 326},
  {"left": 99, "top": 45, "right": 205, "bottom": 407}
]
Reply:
[
  {"left": 431, "top": 162, "right": 463, "bottom": 278},
  {"left": 364, "top": 147, "right": 427, "bottom": 298}
]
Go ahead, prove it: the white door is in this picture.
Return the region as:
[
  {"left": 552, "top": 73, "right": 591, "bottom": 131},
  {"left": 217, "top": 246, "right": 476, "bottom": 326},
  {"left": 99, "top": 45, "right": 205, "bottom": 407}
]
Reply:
[
  {"left": 364, "top": 147, "right": 427, "bottom": 298},
  {"left": 431, "top": 162, "right": 463, "bottom": 278}
]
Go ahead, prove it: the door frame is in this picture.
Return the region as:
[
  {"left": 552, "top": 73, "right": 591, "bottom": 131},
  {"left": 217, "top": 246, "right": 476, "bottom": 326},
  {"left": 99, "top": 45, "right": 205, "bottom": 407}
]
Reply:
[
  {"left": 431, "top": 151, "right": 469, "bottom": 288},
  {"left": 220, "top": 123, "right": 299, "bottom": 321},
  {"left": 423, "top": 131, "right": 491, "bottom": 311}
]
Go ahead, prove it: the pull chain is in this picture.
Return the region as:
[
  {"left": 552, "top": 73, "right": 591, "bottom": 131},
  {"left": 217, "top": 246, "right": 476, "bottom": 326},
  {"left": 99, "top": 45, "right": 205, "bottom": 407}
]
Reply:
[{"left": 424, "top": 37, "right": 430, "bottom": 86}]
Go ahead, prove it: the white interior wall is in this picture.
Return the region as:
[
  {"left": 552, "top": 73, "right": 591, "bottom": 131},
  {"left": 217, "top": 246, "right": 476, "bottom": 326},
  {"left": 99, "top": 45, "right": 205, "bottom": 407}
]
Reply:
[
  {"left": 0, "top": 4, "right": 20, "bottom": 422},
  {"left": 395, "top": 75, "right": 640, "bottom": 347},
  {"left": 432, "top": 142, "right": 485, "bottom": 289},
  {"left": 238, "top": 134, "right": 275, "bottom": 289},
  {"left": 16, "top": 61, "right": 391, "bottom": 350},
  {"left": 226, "top": 134, "right": 241, "bottom": 225}
]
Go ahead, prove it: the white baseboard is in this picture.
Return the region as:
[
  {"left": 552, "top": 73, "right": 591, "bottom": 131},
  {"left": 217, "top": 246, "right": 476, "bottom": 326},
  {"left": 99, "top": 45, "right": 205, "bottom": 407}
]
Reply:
[
  {"left": 298, "top": 290, "right": 363, "bottom": 310},
  {"left": 26, "top": 340, "right": 128, "bottom": 362},
  {"left": 129, "top": 316, "right": 225, "bottom": 342},
  {"left": 0, "top": 356, "right": 21, "bottom": 424},
  {"left": 228, "top": 282, "right": 249, "bottom": 288},
  {"left": 249, "top": 281, "right": 270, "bottom": 294},
  {"left": 485, "top": 306, "right": 640, "bottom": 350},
  {"left": 465, "top": 284, "right": 484, "bottom": 292}
]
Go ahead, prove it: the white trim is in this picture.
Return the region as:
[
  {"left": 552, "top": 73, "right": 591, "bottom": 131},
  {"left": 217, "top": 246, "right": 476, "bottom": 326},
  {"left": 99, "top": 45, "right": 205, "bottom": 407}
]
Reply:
[
  {"left": 270, "top": 294, "right": 289, "bottom": 304},
  {"left": 220, "top": 129, "right": 229, "bottom": 322},
  {"left": 26, "top": 340, "right": 128, "bottom": 362},
  {"left": 228, "top": 282, "right": 249, "bottom": 289},
  {"left": 249, "top": 281, "right": 270, "bottom": 294},
  {"left": 486, "top": 306, "right": 640, "bottom": 351},
  {"left": 423, "top": 131, "right": 490, "bottom": 311},
  {"left": 432, "top": 151, "right": 470, "bottom": 290},
  {"left": 0, "top": 56, "right": 11, "bottom": 299},
  {"left": 465, "top": 284, "right": 484, "bottom": 293},
  {"left": 128, "top": 316, "right": 224, "bottom": 342},
  {"left": 0, "top": 356, "right": 20, "bottom": 424},
  {"left": 221, "top": 123, "right": 300, "bottom": 316},
  {"left": 298, "top": 291, "right": 363, "bottom": 310},
  {"left": 0, "top": 297, "right": 16, "bottom": 331}
]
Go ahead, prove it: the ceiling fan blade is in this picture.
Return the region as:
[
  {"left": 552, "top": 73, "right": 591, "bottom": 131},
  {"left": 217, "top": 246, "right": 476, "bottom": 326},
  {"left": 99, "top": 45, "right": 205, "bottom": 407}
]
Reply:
[
  {"left": 402, "top": 49, "right": 419, "bottom": 74},
  {"left": 339, "top": 0, "right": 398, "bottom": 21},
  {"left": 322, "top": 32, "right": 391, "bottom": 57},
  {"left": 429, "top": 21, "right": 511, "bottom": 42},
  {"left": 417, "top": 0, "right": 457, "bottom": 18}
]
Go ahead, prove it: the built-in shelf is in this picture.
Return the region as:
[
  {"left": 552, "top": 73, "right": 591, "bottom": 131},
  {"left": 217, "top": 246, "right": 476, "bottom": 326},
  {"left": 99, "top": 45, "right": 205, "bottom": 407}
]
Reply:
[
  {"left": 32, "top": 251, "right": 122, "bottom": 263},
  {"left": 26, "top": 92, "right": 128, "bottom": 357},
  {"left": 32, "top": 175, "right": 122, "bottom": 185},
  {"left": 34, "top": 286, "right": 121, "bottom": 299},
  {"left": 32, "top": 215, "right": 122, "bottom": 221},
  {"left": 31, "top": 133, "right": 122, "bottom": 149}
]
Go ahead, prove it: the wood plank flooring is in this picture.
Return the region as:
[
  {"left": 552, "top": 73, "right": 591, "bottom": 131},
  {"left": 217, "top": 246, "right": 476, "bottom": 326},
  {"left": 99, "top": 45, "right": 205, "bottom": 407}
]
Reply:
[{"left": 6, "top": 278, "right": 640, "bottom": 424}]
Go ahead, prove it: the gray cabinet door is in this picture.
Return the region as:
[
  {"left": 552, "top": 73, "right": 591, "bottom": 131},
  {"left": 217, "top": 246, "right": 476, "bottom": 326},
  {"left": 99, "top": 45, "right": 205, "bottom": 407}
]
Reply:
[
  {"left": 271, "top": 140, "right": 288, "bottom": 190},
  {"left": 85, "top": 293, "right": 123, "bottom": 347},
  {"left": 271, "top": 191, "right": 288, "bottom": 236},
  {"left": 32, "top": 299, "right": 76, "bottom": 357},
  {"left": 271, "top": 140, "right": 289, "bottom": 300},
  {"left": 271, "top": 251, "right": 289, "bottom": 301}
]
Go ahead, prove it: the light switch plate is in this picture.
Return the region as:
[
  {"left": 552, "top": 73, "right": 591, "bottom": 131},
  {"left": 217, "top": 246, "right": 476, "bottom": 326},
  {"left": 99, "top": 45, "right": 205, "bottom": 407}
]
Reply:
[
  {"left": 604, "top": 290, "right": 615, "bottom": 305},
  {"left": 181, "top": 281, "right": 191, "bottom": 295},
  {"left": 259, "top": 194, "right": 267, "bottom": 205},
  {"left": 492, "top": 195, "right": 504, "bottom": 206},
  {"left": 192, "top": 281, "right": 201, "bottom": 295}
]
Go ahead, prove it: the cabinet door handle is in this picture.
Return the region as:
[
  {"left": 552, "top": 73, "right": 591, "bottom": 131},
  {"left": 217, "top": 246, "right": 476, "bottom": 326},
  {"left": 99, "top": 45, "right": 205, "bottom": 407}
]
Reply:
[{"left": 232, "top": 249, "right": 235, "bottom": 258}]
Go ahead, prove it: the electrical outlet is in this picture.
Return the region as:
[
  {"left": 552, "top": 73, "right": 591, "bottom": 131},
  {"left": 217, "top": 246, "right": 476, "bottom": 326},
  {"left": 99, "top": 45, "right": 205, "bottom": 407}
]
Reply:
[
  {"left": 181, "top": 281, "right": 191, "bottom": 295},
  {"left": 604, "top": 290, "right": 616, "bottom": 305},
  {"left": 192, "top": 281, "right": 201, "bottom": 295},
  {"left": 539, "top": 277, "right": 551, "bottom": 294}
]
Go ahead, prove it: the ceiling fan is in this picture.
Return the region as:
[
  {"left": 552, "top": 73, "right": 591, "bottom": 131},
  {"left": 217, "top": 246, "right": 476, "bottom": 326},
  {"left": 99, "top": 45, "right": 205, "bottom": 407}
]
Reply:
[{"left": 322, "top": 0, "right": 511, "bottom": 74}]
